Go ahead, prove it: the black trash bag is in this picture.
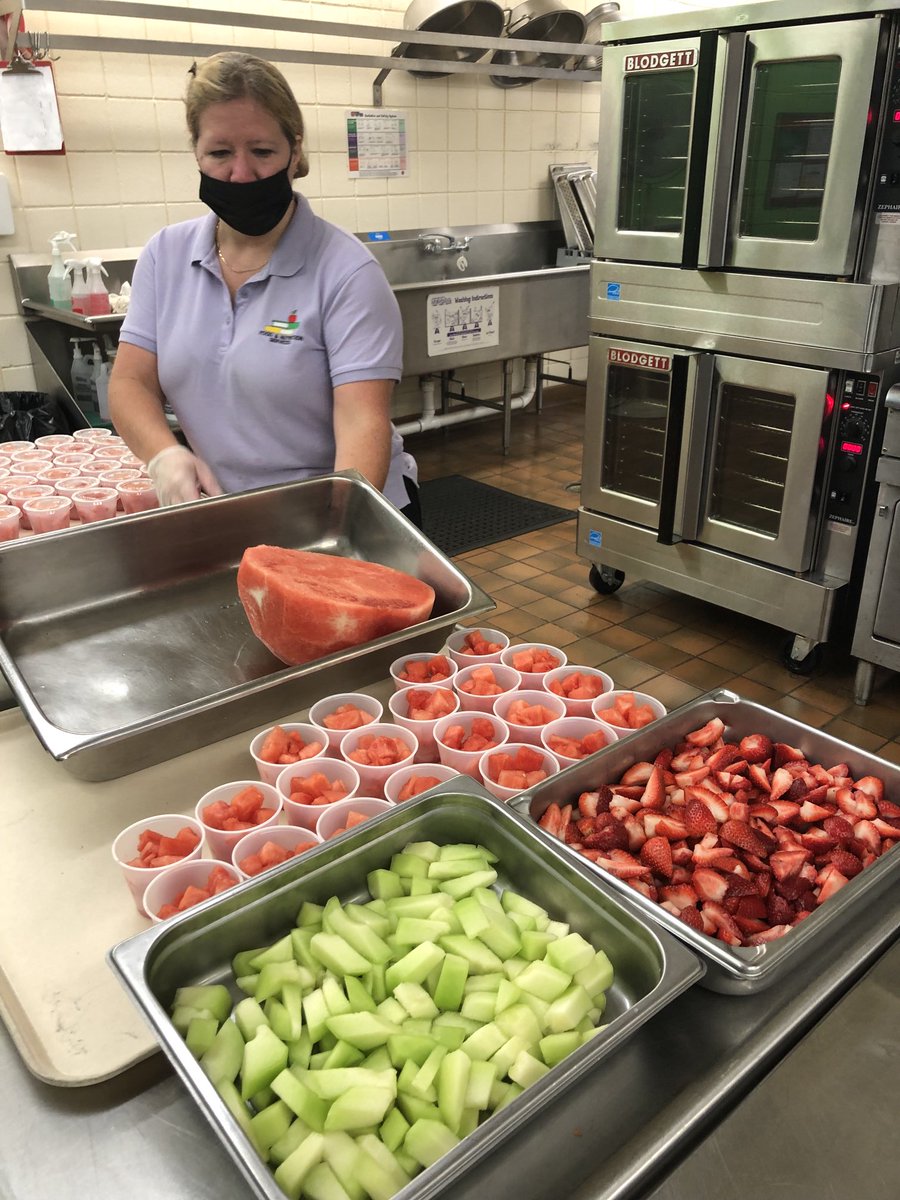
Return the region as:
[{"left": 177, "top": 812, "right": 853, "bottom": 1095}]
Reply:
[{"left": 0, "top": 391, "right": 72, "bottom": 442}]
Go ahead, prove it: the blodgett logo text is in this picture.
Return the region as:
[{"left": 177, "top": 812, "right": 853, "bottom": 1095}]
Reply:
[
  {"left": 609, "top": 348, "right": 672, "bottom": 370},
  {"left": 624, "top": 49, "right": 697, "bottom": 72}
]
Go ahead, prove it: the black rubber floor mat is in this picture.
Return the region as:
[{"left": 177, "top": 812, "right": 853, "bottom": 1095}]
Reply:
[{"left": 419, "top": 474, "right": 574, "bottom": 557}]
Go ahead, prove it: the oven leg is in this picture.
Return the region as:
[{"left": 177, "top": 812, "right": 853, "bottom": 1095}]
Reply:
[
  {"left": 853, "top": 659, "right": 876, "bottom": 706},
  {"left": 780, "top": 634, "right": 823, "bottom": 675}
]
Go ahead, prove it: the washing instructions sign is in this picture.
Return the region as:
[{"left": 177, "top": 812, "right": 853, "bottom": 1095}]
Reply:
[
  {"left": 346, "top": 109, "right": 407, "bottom": 178},
  {"left": 426, "top": 288, "right": 500, "bottom": 356}
]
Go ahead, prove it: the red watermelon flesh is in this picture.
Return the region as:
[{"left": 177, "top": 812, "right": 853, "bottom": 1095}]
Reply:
[{"left": 237, "top": 546, "right": 436, "bottom": 666}]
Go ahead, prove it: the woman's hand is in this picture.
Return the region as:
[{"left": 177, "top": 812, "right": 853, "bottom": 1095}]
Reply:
[
  {"left": 332, "top": 379, "right": 394, "bottom": 491},
  {"left": 147, "top": 445, "right": 223, "bottom": 505}
]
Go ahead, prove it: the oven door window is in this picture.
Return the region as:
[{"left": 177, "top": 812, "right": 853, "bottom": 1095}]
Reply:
[
  {"left": 618, "top": 68, "right": 695, "bottom": 234},
  {"left": 602, "top": 363, "right": 670, "bottom": 501},
  {"left": 708, "top": 383, "right": 792, "bottom": 536}
]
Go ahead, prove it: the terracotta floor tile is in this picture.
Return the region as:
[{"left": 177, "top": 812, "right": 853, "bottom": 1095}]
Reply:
[
  {"left": 489, "top": 582, "right": 547, "bottom": 607},
  {"left": 743, "top": 661, "right": 808, "bottom": 696},
  {"left": 559, "top": 637, "right": 621, "bottom": 668},
  {"left": 668, "top": 657, "right": 731, "bottom": 691},
  {"left": 822, "top": 717, "right": 889, "bottom": 754},
  {"left": 601, "top": 655, "right": 661, "bottom": 689},
  {"left": 700, "top": 643, "right": 761, "bottom": 674},
  {"left": 666, "top": 629, "right": 722, "bottom": 655},
  {"left": 522, "top": 596, "right": 579, "bottom": 623},
  {"left": 554, "top": 610, "right": 615, "bottom": 637},
  {"left": 620, "top": 612, "right": 683, "bottom": 639},
  {"left": 837, "top": 701, "right": 900, "bottom": 740},
  {"left": 874, "top": 741, "right": 900, "bottom": 766},
  {"left": 516, "top": 622, "right": 581, "bottom": 648},
  {"left": 493, "top": 560, "right": 547, "bottom": 583},
  {"left": 494, "top": 609, "right": 547, "bottom": 637},
  {"left": 593, "top": 625, "right": 653, "bottom": 654},
  {"left": 723, "top": 676, "right": 784, "bottom": 708},
  {"left": 785, "top": 681, "right": 850, "bottom": 717},
  {"left": 775, "top": 695, "right": 834, "bottom": 731},
  {"left": 632, "top": 640, "right": 693, "bottom": 671},
  {"left": 640, "top": 674, "right": 704, "bottom": 709}
]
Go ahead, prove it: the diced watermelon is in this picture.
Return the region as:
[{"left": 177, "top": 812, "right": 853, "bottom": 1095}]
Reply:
[
  {"left": 289, "top": 772, "right": 350, "bottom": 805},
  {"left": 348, "top": 734, "right": 411, "bottom": 766},
  {"left": 322, "top": 704, "right": 375, "bottom": 731},
  {"left": 397, "top": 774, "right": 442, "bottom": 801},
  {"left": 398, "top": 654, "right": 453, "bottom": 683},
  {"left": 461, "top": 630, "right": 503, "bottom": 655}
]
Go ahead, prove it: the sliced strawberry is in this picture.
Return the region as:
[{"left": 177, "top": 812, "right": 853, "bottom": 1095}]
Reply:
[
  {"left": 722, "top": 871, "right": 759, "bottom": 899},
  {"left": 876, "top": 796, "right": 900, "bottom": 819},
  {"left": 595, "top": 849, "right": 651, "bottom": 880},
  {"left": 627, "top": 879, "right": 658, "bottom": 902},
  {"left": 739, "top": 734, "right": 773, "bottom": 764},
  {"left": 769, "top": 848, "right": 810, "bottom": 881},
  {"left": 578, "top": 791, "right": 600, "bottom": 818},
  {"left": 686, "top": 718, "right": 726, "bottom": 748},
  {"left": 706, "top": 744, "right": 744, "bottom": 771},
  {"left": 674, "top": 765, "right": 713, "bottom": 787},
  {"left": 854, "top": 775, "right": 885, "bottom": 802},
  {"left": 768, "top": 767, "right": 795, "bottom": 802},
  {"left": 727, "top": 799, "right": 751, "bottom": 823},
  {"left": 734, "top": 893, "right": 768, "bottom": 920},
  {"left": 816, "top": 863, "right": 850, "bottom": 905},
  {"left": 659, "top": 882, "right": 699, "bottom": 910},
  {"left": 640, "top": 835, "right": 673, "bottom": 880},
  {"left": 766, "top": 892, "right": 794, "bottom": 926},
  {"left": 836, "top": 787, "right": 878, "bottom": 821},
  {"left": 872, "top": 817, "right": 900, "bottom": 839},
  {"left": 684, "top": 797, "right": 718, "bottom": 838},
  {"left": 655, "top": 815, "right": 689, "bottom": 840},
  {"left": 701, "top": 900, "right": 743, "bottom": 945},
  {"left": 686, "top": 787, "right": 731, "bottom": 823},
  {"left": 773, "top": 742, "right": 806, "bottom": 768},
  {"left": 620, "top": 761, "right": 655, "bottom": 787},
  {"left": 823, "top": 814, "right": 855, "bottom": 844},
  {"left": 798, "top": 799, "right": 837, "bottom": 824},
  {"left": 693, "top": 867, "right": 729, "bottom": 903},
  {"left": 734, "top": 915, "right": 769, "bottom": 936},
  {"left": 640, "top": 765, "right": 667, "bottom": 811},
  {"left": 721, "top": 818, "right": 769, "bottom": 858},
  {"left": 538, "top": 802, "right": 564, "bottom": 838},
  {"left": 800, "top": 828, "right": 836, "bottom": 855},
  {"left": 828, "top": 848, "right": 863, "bottom": 878},
  {"left": 679, "top": 906, "right": 704, "bottom": 931},
  {"left": 653, "top": 747, "right": 675, "bottom": 771},
  {"left": 746, "top": 924, "right": 793, "bottom": 945},
  {"left": 853, "top": 820, "right": 882, "bottom": 856}
]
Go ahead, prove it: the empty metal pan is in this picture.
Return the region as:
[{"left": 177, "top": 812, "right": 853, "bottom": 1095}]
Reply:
[
  {"left": 573, "top": 2, "right": 620, "bottom": 71},
  {"left": 402, "top": 0, "right": 505, "bottom": 78},
  {"left": 490, "top": 0, "right": 586, "bottom": 88}
]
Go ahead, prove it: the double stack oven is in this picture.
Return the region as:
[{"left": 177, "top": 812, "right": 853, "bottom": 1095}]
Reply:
[{"left": 579, "top": 0, "right": 900, "bottom": 670}]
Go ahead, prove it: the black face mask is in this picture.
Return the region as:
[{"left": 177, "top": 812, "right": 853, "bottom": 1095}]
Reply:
[{"left": 199, "top": 166, "right": 294, "bottom": 237}]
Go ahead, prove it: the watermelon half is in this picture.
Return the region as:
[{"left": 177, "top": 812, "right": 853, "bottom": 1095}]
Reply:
[{"left": 237, "top": 546, "right": 436, "bottom": 666}]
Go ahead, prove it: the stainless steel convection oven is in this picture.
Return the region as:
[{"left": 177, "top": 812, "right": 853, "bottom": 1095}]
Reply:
[{"left": 579, "top": 0, "right": 900, "bottom": 672}]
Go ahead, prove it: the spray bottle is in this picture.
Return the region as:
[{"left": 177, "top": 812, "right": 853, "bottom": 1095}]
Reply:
[
  {"left": 83, "top": 258, "right": 111, "bottom": 317},
  {"left": 66, "top": 260, "right": 89, "bottom": 315},
  {"left": 48, "top": 231, "right": 78, "bottom": 309}
]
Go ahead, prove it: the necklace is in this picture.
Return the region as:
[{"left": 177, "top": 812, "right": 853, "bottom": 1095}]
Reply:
[{"left": 215, "top": 222, "right": 269, "bottom": 275}]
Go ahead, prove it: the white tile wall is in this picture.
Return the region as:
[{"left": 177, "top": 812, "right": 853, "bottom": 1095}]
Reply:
[{"left": 0, "top": 0, "right": 640, "bottom": 402}]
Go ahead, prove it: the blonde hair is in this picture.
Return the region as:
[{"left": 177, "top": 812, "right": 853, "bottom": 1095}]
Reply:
[{"left": 185, "top": 52, "right": 309, "bottom": 179}]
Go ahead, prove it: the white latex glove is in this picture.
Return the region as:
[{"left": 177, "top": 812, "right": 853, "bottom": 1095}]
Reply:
[{"left": 147, "top": 445, "right": 223, "bottom": 506}]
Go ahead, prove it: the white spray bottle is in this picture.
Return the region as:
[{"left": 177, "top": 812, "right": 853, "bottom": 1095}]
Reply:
[
  {"left": 66, "top": 260, "right": 89, "bottom": 315},
  {"left": 84, "top": 258, "right": 111, "bottom": 317},
  {"left": 48, "top": 231, "right": 78, "bottom": 309}
]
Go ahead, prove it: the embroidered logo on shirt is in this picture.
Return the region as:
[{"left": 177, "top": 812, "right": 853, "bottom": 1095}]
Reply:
[{"left": 259, "top": 310, "right": 302, "bottom": 345}]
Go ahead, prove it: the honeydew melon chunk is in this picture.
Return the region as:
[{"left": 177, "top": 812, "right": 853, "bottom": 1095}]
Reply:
[
  {"left": 404, "top": 840, "right": 442, "bottom": 862},
  {"left": 503, "top": 956, "right": 528, "bottom": 981},
  {"left": 322, "top": 1041, "right": 365, "bottom": 1070},
  {"left": 297, "top": 900, "right": 325, "bottom": 928},
  {"left": 438, "top": 842, "right": 483, "bottom": 860},
  {"left": 390, "top": 852, "right": 429, "bottom": 879},
  {"left": 324, "top": 899, "right": 394, "bottom": 966},
  {"left": 393, "top": 981, "right": 439, "bottom": 1020},
  {"left": 355, "top": 1134, "right": 413, "bottom": 1199},
  {"left": 544, "top": 984, "right": 593, "bottom": 1034},
  {"left": 427, "top": 857, "right": 490, "bottom": 881},
  {"left": 345, "top": 904, "right": 392, "bottom": 937},
  {"left": 546, "top": 919, "right": 570, "bottom": 939},
  {"left": 520, "top": 930, "right": 556, "bottom": 962},
  {"left": 200, "top": 1017, "right": 245, "bottom": 1085},
  {"left": 303, "top": 987, "right": 331, "bottom": 1044},
  {"left": 273, "top": 1130, "right": 325, "bottom": 1200},
  {"left": 325, "top": 1012, "right": 401, "bottom": 1051},
  {"left": 172, "top": 984, "right": 233, "bottom": 1023},
  {"left": 430, "top": 1023, "right": 466, "bottom": 1051},
  {"left": 464, "top": 972, "right": 504, "bottom": 994},
  {"left": 463, "top": 1058, "right": 496, "bottom": 1110},
  {"left": 432, "top": 1011, "right": 481, "bottom": 1037},
  {"left": 396, "top": 1093, "right": 441, "bottom": 1125},
  {"left": 384, "top": 941, "right": 446, "bottom": 991},
  {"left": 583, "top": 1024, "right": 609, "bottom": 1044},
  {"left": 272, "top": 1068, "right": 329, "bottom": 1131},
  {"left": 184, "top": 1016, "right": 219, "bottom": 1059},
  {"left": 453, "top": 896, "right": 492, "bottom": 938},
  {"left": 490, "top": 1034, "right": 529, "bottom": 1077},
  {"left": 519, "top": 993, "right": 551, "bottom": 1026},
  {"left": 412, "top": 1045, "right": 447, "bottom": 1095},
  {"left": 477, "top": 914, "right": 522, "bottom": 961},
  {"left": 539, "top": 1030, "right": 583, "bottom": 1068},
  {"left": 304, "top": 1161, "right": 353, "bottom": 1200},
  {"left": 311, "top": 933, "right": 375, "bottom": 977},
  {"left": 501, "top": 888, "right": 547, "bottom": 918},
  {"left": 362, "top": 1046, "right": 393, "bottom": 1071},
  {"left": 495, "top": 1003, "right": 543, "bottom": 1047},
  {"left": 495, "top": 980, "right": 522, "bottom": 1015},
  {"left": 321, "top": 974, "right": 353, "bottom": 1017},
  {"left": 280, "top": 982, "right": 305, "bottom": 1041},
  {"left": 323, "top": 1086, "right": 395, "bottom": 1132},
  {"left": 379, "top": 1106, "right": 410, "bottom": 1153},
  {"left": 588, "top": 998, "right": 607, "bottom": 1022},
  {"left": 460, "top": 1021, "right": 506, "bottom": 1061},
  {"left": 234, "top": 996, "right": 270, "bottom": 1042},
  {"left": 270, "top": 1117, "right": 312, "bottom": 1167},
  {"left": 513, "top": 960, "right": 572, "bottom": 1003},
  {"left": 250, "top": 1098, "right": 294, "bottom": 1158},
  {"left": 171, "top": 1005, "right": 216, "bottom": 1036},
  {"left": 393, "top": 916, "right": 448, "bottom": 945},
  {"left": 290, "top": 928, "right": 322, "bottom": 975},
  {"left": 215, "top": 1078, "right": 263, "bottom": 1155},
  {"left": 545, "top": 931, "right": 597, "bottom": 976},
  {"left": 364, "top": 964, "right": 388, "bottom": 1004},
  {"left": 255, "top": 960, "right": 307, "bottom": 1004},
  {"left": 408, "top": 876, "right": 439, "bottom": 896},
  {"left": 384, "top": 893, "right": 453, "bottom": 920},
  {"left": 241, "top": 1024, "right": 289, "bottom": 1101},
  {"left": 404, "top": 1118, "right": 460, "bottom": 1169},
  {"left": 574, "top": 950, "right": 615, "bottom": 999},
  {"left": 367, "top": 898, "right": 389, "bottom": 915},
  {"left": 397, "top": 1057, "right": 420, "bottom": 1092},
  {"left": 388, "top": 1033, "right": 437, "bottom": 1068},
  {"left": 439, "top": 869, "right": 499, "bottom": 900},
  {"left": 438, "top": 935, "right": 503, "bottom": 975},
  {"left": 460, "top": 991, "right": 496, "bottom": 1023},
  {"left": 508, "top": 1050, "right": 551, "bottom": 1089},
  {"left": 343, "top": 975, "right": 378, "bottom": 1015},
  {"left": 233, "top": 946, "right": 268, "bottom": 978},
  {"left": 431, "top": 953, "right": 469, "bottom": 1011},
  {"left": 471, "top": 885, "right": 503, "bottom": 913},
  {"left": 436, "top": 1047, "right": 470, "bottom": 1133},
  {"left": 376, "top": 997, "right": 408, "bottom": 1025},
  {"left": 250, "top": 935, "right": 295, "bottom": 970},
  {"left": 321, "top": 1131, "right": 367, "bottom": 1200},
  {"left": 366, "top": 869, "right": 405, "bottom": 900},
  {"left": 494, "top": 1080, "right": 523, "bottom": 1112},
  {"left": 506, "top": 910, "right": 537, "bottom": 933},
  {"left": 402, "top": 1015, "right": 437, "bottom": 1034},
  {"left": 235, "top": 974, "right": 260, "bottom": 996}
]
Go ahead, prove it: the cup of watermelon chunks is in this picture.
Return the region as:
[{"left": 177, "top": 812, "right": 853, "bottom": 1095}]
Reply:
[
  {"left": 590, "top": 689, "right": 667, "bottom": 735},
  {"left": 112, "top": 813, "right": 206, "bottom": 917},
  {"left": 277, "top": 759, "right": 362, "bottom": 830},
  {"left": 491, "top": 688, "right": 568, "bottom": 746},
  {"left": 383, "top": 761, "right": 461, "bottom": 804},
  {"left": 308, "top": 693, "right": 384, "bottom": 756},
  {"left": 315, "top": 796, "right": 394, "bottom": 841},
  {"left": 432, "top": 711, "right": 510, "bottom": 779},
  {"left": 499, "top": 642, "right": 568, "bottom": 689},
  {"left": 338, "top": 722, "right": 419, "bottom": 798},
  {"left": 143, "top": 859, "right": 240, "bottom": 924},
  {"left": 388, "top": 684, "right": 460, "bottom": 763},
  {"left": 479, "top": 742, "right": 561, "bottom": 802},
  {"left": 540, "top": 716, "right": 618, "bottom": 769},
  {"left": 194, "top": 781, "right": 283, "bottom": 861},
  {"left": 231, "top": 824, "right": 321, "bottom": 880},
  {"left": 542, "top": 665, "right": 615, "bottom": 718},
  {"left": 389, "top": 651, "right": 457, "bottom": 691},
  {"left": 446, "top": 626, "right": 510, "bottom": 667},
  {"left": 452, "top": 662, "right": 522, "bottom": 713},
  {"left": 249, "top": 722, "right": 328, "bottom": 785}
]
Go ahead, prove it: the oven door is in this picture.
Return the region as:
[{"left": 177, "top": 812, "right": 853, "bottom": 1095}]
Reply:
[{"left": 694, "top": 358, "right": 833, "bottom": 572}]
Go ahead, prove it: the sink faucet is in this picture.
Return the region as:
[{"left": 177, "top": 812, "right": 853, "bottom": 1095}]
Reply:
[{"left": 418, "top": 232, "right": 471, "bottom": 255}]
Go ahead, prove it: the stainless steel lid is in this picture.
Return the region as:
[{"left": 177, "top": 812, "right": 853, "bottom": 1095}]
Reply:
[
  {"left": 402, "top": 0, "right": 506, "bottom": 79},
  {"left": 489, "top": 0, "right": 587, "bottom": 89}
]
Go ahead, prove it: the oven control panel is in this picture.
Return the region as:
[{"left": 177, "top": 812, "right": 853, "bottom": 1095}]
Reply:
[
  {"left": 874, "top": 43, "right": 900, "bottom": 211},
  {"left": 825, "top": 374, "right": 878, "bottom": 525}
]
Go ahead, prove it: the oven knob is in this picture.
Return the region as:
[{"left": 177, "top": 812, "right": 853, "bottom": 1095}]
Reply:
[{"left": 838, "top": 453, "right": 860, "bottom": 473}]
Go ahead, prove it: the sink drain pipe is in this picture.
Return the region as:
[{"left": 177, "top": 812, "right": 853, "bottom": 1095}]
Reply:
[{"left": 395, "top": 357, "right": 539, "bottom": 438}]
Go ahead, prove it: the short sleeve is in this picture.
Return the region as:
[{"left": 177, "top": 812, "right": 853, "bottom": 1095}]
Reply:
[
  {"left": 118, "top": 238, "right": 160, "bottom": 355},
  {"left": 322, "top": 258, "right": 403, "bottom": 387}
]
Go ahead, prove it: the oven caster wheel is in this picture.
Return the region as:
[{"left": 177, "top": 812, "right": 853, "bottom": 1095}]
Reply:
[
  {"left": 589, "top": 565, "right": 625, "bottom": 595},
  {"left": 779, "top": 635, "right": 823, "bottom": 676}
]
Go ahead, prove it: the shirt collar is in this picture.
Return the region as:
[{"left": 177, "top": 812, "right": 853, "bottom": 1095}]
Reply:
[{"left": 189, "top": 195, "right": 314, "bottom": 278}]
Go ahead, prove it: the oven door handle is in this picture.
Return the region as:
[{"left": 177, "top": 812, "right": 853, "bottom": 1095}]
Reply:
[
  {"left": 657, "top": 356, "right": 690, "bottom": 545},
  {"left": 694, "top": 31, "right": 747, "bottom": 271},
  {"left": 657, "top": 353, "right": 712, "bottom": 546},
  {"left": 886, "top": 384, "right": 900, "bottom": 412}
]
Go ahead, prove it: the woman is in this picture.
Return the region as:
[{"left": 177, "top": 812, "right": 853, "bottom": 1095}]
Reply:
[{"left": 109, "top": 52, "right": 420, "bottom": 522}]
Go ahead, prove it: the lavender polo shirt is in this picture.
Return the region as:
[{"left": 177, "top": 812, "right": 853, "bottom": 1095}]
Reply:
[{"left": 119, "top": 195, "right": 415, "bottom": 509}]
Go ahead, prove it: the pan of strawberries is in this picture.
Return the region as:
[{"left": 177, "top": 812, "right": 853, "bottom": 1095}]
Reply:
[{"left": 509, "top": 689, "right": 900, "bottom": 992}]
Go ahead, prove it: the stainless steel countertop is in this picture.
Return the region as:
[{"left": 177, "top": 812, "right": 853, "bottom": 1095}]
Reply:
[{"left": 0, "top": 885, "right": 896, "bottom": 1200}]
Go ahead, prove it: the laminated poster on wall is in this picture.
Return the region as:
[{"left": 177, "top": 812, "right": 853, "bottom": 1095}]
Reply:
[
  {"left": 346, "top": 108, "right": 407, "bottom": 178},
  {"left": 0, "top": 60, "right": 65, "bottom": 154},
  {"left": 427, "top": 286, "right": 500, "bottom": 356}
]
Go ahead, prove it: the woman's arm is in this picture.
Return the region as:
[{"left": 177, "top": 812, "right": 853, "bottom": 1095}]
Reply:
[
  {"left": 108, "top": 341, "right": 179, "bottom": 463},
  {"left": 332, "top": 379, "right": 394, "bottom": 491}
]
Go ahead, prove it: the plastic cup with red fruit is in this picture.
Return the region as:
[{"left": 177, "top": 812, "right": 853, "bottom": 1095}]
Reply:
[
  {"left": 111, "top": 813, "right": 205, "bottom": 917},
  {"left": 315, "top": 797, "right": 394, "bottom": 841},
  {"left": 452, "top": 663, "right": 523, "bottom": 713},
  {"left": 478, "top": 742, "right": 560, "bottom": 802},
  {"left": 231, "top": 824, "right": 322, "bottom": 880},
  {"left": 432, "top": 711, "right": 510, "bottom": 779},
  {"left": 308, "top": 693, "right": 383, "bottom": 756},
  {"left": 383, "top": 762, "right": 461, "bottom": 804},
  {"left": 276, "top": 759, "right": 361, "bottom": 830},
  {"left": 491, "top": 688, "right": 568, "bottom": 747},
  {"left": 143, "top": 859, "right": 240, "bottom": 924},
  {"left": 590, "top": 690, "right": 667, "bottom": 736},
  {"left": 194, "top": 780, "right": 282, "bottom": 861},
  {"left": 542, "top": 665, "right": 615, "bottom": 718},
  {"left": 339, "top": 722, "right": 418, "bottom": 798},
  {"left": 389, "top": 651, "right": 458, "bottom": 691},
  {"left": 446, "top": 626, "right": 510, "bottom": 668},
  {"left": 249, "top": 722, "right": 328, "bottom": 786},
  {"left": 499, "top": 642, "right": 568, "bottom": 689},
  {"left": 387, "top": 684, "right": 460, "bottom": 763},
  {"left": 540, "top": 716, "right": 618, "bottom": 769}
]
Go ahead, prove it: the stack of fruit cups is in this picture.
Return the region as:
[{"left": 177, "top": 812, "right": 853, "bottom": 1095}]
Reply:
[
  {"left": 249, "top": 722, "right": 328, "bottom": 785},
  {"left": 339, "top": 722, "right": 418, "bottom": 798},
  {"left": 500, "top": 641, "right": 568, "bottom": 688},
  {"left": 432, "top": 710, "right": 510, "bottom": 779},
  {"left": 111, "top": 813, "right": 206, "bottom": 918},
  {"left": 277, "top": 758, "right": 361, "bottom": 830},
  {"left": 308, "top": 693, "right": 384, "bottom": 757},
  {"left": 194, "top": 780, "right": 283, "bottom": 860},
  {"left": 491, "top": 688, "right": 567, "bottom": 746},
  {"left": 315, "top": 797, "right": 394, "bottom": 841},
  {"left": 387, "top": 684, "right": 460, "bottom": 763}
]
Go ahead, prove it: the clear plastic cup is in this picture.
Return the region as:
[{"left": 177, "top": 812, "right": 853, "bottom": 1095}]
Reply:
[
  {"left": 590, "top": 690, "right": 668, "bottom": 737},
  {"left": 1, "top": 473, "right": 37, "bottom": 492},
  {"left": 35, "top": 434, "right": 75, "bottom": 451},
  {"left": 111, "top": 813, "right": 205, "bottom": 917},
  {"left": 73, "top": 427, "right": 112, "bottom": 441},
  {"left": 92, "top": 443, "right": 130, "bottom": 461},
  {"left": 10, "top": 449, "right": 52, "bottom": 466},
  {"left": 389, "top": 651, "right": 458, "bottom": 691},
  {"left": 387, "top": 684, "right": 460, "bottom": 763},
  {"left": 308, "top": 692, "right": 383, "bottom": 756},
  {"left": 499, "top": 642, "right": 568, "bottom": 689},
  {"left": 432, "top": 710, "right": 510, "bottom": 779},
  {"left": 339, "top": 722, "right": 418, "bottom": 798},
  {"left": 249, "top": 722, "right": 328, "bottom": 786},
  {"left": 540, "top": 716, "right": 619, "bottom": 769},
  {"left": 35, "top": 464, "right": 79, "bottom": 485},
  {"left": 478, "top": 742, "right": 561, "bottom": 803},
  {"left": 143, "top": 859, "right": 240, "bottom": 924},
  {"left": 194, "top": 780, "right": 283, "bottom": 861},
  {"left": 491, "top": 688, "right": 567, "bottom": 747},
  {"left": 98, "top": 466, "right": 141, "bottom": 487},
  {"left": 446, "top": 626, "right": 511, "bottom": 668},
  {"left": 452, "top": 663, "right": 522, "bottom": 713},
  {"left": 71, "top": 486, "right": 119, "bottom": 523},
  {"left": 53, "top": 453, "right": 94, "bottom": 471},
  {"left": 0, "top": 440, "right": 34, "bottom": 455},
  {"left": 277, "top": 759, "right": 361, "bottom": 830},
  {"left": 0, "top": 505, "right": 21, "bottom": 541},
  {"left": 541, "top": 665, "right": 615, "bottom": 718},
  {"left": 7, "top": 483, "right": 53, "bottom": 528},
  {"left": 22, "top": 494, "right": 72, "bottom": 534},
  {"left": 116, "top": 477, "right": 160, "bottom": 514},
  {"left": 383, "top": 762, "right": 461, "bottom": 804},
  {"left": 231, "top": 824, "right": 321, "bottom": 880},
  {"left": 55, "top": 474, "right": 100, "bottom": 498},
  {"left": 315, "top": 797, "right": 394, "bottom": 841}
]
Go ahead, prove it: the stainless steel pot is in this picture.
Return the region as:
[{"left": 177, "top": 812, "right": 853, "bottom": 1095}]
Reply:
[
  {"left": 402, "top": 0, "right": 506, "bottom": 78},
  {"left": 574, "top": 2, "right": 620, "bottom": 71},
  {"left": 489, "top": 0, "right": 587, "bottom": 88}
]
